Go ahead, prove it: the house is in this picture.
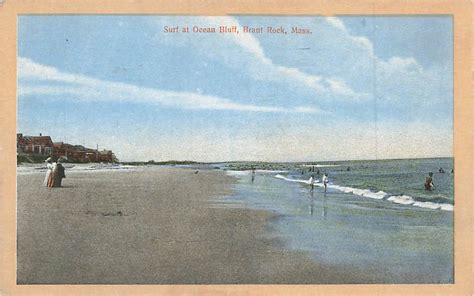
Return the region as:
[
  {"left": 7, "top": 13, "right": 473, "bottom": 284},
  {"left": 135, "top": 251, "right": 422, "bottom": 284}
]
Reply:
[
  {"left": 52, "top": 142, "right": 77, "bottom": 160},
  {"left": 18, "top": 132, "right": 116, "bottom": 163},
  {"left": 53, "top": 144, "right": 115, "bottom": 163},
  {"left": 17, "top": 133, "right": 53, "bottom": 156},
  {"left": 54, "top": 144, "right": 96, "bottom": 163},
  {"left": 98, "top": 150, "right": 115, "bottom": 162}
]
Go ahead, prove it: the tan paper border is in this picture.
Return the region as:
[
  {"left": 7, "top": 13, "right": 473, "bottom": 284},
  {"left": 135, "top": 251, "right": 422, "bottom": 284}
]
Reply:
[{"left": 0, "top": 0, "right": 472, "bottom": 295}]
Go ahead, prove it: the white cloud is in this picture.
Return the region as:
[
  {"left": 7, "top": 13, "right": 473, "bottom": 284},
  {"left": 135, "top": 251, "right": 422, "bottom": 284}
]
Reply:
[
  {"left": 326, "top": 17, "right": 347, "bottom": 31},
  {"left": 18, "top": 57, "right": 321, "bottom": 114},
  {"left": 326, "top": 78, "right": 359, "bottom": 97},
  {"left": 383, "top": 56, "right": 423, "bottom": 73},
  {"left": 207, "top": 16, "right": 271, "bottom": 65},
  {"left": 322, "top": 16, "right": 451, "bottom": 107},
  {"left": 158, "top": 16, "right": 444, "bottom": 105},
  {"left": 154, "top": 16, "right": 367, "bottom": 100}
]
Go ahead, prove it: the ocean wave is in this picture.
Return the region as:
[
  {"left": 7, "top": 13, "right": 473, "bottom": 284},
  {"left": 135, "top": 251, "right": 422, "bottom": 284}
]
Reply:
[
  {"left": 301, "top": 164, "right": 341, "bottom": 167},
  {"left": 274, "top": 174, "right": 453, "bottom": 211},
  {"left": 225, "top": 170, "right": 251, "bottom": 176},
  {"left": 275, "top": 174, "right": 320, "bottom": 184},
  {"left": 226, "top": 170, "right": 288, "bottom": 177},
  {"left": 387, "top": 195, "right": 414, "bottom": 205}
]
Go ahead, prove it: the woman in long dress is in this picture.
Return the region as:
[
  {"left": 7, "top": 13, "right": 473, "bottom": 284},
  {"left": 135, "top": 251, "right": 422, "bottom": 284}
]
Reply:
[
  {"left": 309, "top": 174, "right": 315, "bottom": 191},
  {"left": 52, "top": 159, "right": 66, "bottom": 187},
  {"left": 322, "top": 173, "right": 329, "bottom": 192},
  {"left": 42, "top": 157, "right": 54, "bottom": 187}
]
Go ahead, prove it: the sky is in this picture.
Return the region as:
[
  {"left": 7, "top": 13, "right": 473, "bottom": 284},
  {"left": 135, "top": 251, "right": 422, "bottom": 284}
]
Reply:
[{"left": 17, "top": 16, "right": 453, "bottom": 162}]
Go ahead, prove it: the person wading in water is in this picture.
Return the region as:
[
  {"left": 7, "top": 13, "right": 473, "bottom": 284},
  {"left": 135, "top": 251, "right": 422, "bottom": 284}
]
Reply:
[{"left": 424, "top": 172, "right": 435, "bottom": 191}]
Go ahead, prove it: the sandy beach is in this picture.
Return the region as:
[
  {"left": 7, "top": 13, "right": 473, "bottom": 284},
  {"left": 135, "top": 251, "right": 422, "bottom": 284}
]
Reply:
[{"left": 16, "top": 166, "right": 383, "bottom": 284}]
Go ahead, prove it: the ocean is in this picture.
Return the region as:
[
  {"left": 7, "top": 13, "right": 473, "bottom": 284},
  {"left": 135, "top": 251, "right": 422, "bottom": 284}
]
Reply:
[{"left": 214, "top": 158, "right": 454, "bottom": 283}]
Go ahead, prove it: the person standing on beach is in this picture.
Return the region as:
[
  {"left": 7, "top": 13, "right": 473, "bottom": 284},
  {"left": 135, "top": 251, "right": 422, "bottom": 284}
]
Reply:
[
  {"left": 251, "top": 168, "right": 256, "bottom": 182},
  {"left": 322, "top": 173, "right": 329, "bottom": 192},
  {"left": 47, "top": 159, "right": 57, "bottom": 188},
  {"left": 52, "top": 158, "right": 66, "bottom": 187},
  {"left": 309, "top": 174, "right": 315, "bottom": 191},
  {"left": 43, "top": 157, "right": 54, "bottom": 187},
  {"left": 424, "top": 172, "right": 435, "bottom": 191}
]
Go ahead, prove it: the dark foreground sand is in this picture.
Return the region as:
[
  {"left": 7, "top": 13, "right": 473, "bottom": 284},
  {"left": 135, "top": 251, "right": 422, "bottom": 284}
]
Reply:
[{"left": 17, "top": 167, "right": 376, "bottom": 284}]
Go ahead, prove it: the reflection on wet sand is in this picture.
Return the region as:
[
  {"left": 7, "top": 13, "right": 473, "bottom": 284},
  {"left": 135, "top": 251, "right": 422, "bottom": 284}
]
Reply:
[{"left": 309, "top": 190, "right": 327, "bottom": 219}]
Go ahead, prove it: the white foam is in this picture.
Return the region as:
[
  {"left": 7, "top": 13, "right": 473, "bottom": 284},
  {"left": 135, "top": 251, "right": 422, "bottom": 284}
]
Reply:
[
  {"left": 387, "top": 195, "right": 415, "bottom": 205},
  {"left": 275, "top": 176, "right": 387, "bottom": 201},
  {"left": 439, "top": 204, "right": 454, "bottom": 211},
  {"left": 275, "top": 174, "right": 288, "bottom": 180},
  {"left": 275, "top": 174, "right": 313, "bottom": 184},
  {"left": 227, "top": 169, "right": 289, "bottom": 177},
  {"left": 412, "top": 201, "right": 441, "bottom": 210},
  {"left": 274, "top": 175, "right": 453, "bottom": 211},
  {"left": 302, "top": 164, "right": 341, "bottom": 167},
  {"left": 352, "top": 188, "right": 367, "bottom": 196},
  {"left": 362, "top": 190, "right": 387, "bottom": 200},
  {"left": 321, "top": 184, "right": 386, "bottom": 200},
  {"left": 329, "top": 184, "right": 346, "bottom": 191},
  {"left": 333, "top": 185, "right": 354, "bottom": 194},
  {"left": 255, "top": 170, "right": 289, "bottom": 174},
  {"left": 225, "top": 170, "right": 250, "bottom": 176}
]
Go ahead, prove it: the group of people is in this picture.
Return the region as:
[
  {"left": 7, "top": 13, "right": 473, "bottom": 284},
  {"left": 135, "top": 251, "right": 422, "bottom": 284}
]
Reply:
[
  {"left": 306, "top": 169, "right": 444, "bottom": 193},
  {"left": 306, "top": 166, "right": 321, "bottom": 175},
  {"left": 43, "top": 157, "right": 66, "bottom": 188},
  {"left": 309, "top": 173, "right": 329, "bottom": 192},
  {"left": 255, "top": 164, "right": 446, "bottom": 193}
]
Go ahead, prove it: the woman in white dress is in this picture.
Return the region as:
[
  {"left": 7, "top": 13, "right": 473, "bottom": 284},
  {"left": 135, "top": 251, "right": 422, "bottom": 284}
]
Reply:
[
  {"left": 309, "top": 174, "right": 315, "bottom": 191},
  {"left": 322, "top": 173, "right": 329, "bottom": 192},
  {"left": 42, "top": 157, "right": 55, "bottom": 187}
]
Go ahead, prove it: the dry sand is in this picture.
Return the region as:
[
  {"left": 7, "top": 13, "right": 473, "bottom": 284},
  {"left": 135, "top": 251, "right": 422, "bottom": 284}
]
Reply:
[{"left": 17, "top": 167, "right": 375, "bottom": 284}]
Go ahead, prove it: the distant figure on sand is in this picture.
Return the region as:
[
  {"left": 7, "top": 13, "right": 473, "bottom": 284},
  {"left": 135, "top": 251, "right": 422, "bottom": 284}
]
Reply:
[
  {"left": 438, "top": 167, "right": 445, "bottom": 173},
  {"left": 251, "top": 168, "right": 256, "bottom": 182},
  {"left": 43, "top": 157, "right": 54, "bottom": 187},
  {"left": 322, "top": 173, "right": 329, "bottom": 192},
  {"left": 52, "top": 159, "right": 66, "bottom": 187},
  {"left": 347, "top": 166, "right": 351, "bottom": 171},
  {"left": 424, "top": 172, "right": 435, "bottom": 191},
  {"left": 309, "top": 174, "right": 315, "bottom": 191}
]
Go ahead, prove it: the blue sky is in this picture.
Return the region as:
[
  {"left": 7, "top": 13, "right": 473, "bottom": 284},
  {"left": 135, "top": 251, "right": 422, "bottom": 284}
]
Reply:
[{"left": 17, "top": 16, "right": 453, "bottom": 162}]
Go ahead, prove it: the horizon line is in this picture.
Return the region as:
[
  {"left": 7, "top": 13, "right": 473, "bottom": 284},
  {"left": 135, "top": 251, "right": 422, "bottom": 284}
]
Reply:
[{"left": 119, "top": 156, "right": 453, "bottom": 164}]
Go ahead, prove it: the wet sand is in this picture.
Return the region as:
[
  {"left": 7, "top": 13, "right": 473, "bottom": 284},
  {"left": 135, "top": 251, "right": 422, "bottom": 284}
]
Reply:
[{"left": 17, "top": 167, "right": 378, "bottom": 284}]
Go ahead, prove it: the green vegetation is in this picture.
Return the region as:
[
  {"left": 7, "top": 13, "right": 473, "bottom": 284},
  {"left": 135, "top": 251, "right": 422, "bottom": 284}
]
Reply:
[{"left": 17, "top": 154, "right": 49, "bottom": 164}]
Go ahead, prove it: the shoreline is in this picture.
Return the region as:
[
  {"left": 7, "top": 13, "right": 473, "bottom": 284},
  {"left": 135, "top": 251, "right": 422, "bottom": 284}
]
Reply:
[
  {"left": 17, "top": 166, "right": 384, "bottom": 284},
  {"left": 222, "top": 169, "right": 453, "bottom": 284}
]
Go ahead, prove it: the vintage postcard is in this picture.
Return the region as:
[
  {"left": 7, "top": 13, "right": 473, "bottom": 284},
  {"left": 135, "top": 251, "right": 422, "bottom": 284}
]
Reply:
[{"left": 0, "top": 0, "right": 472, "bottom": 295}]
